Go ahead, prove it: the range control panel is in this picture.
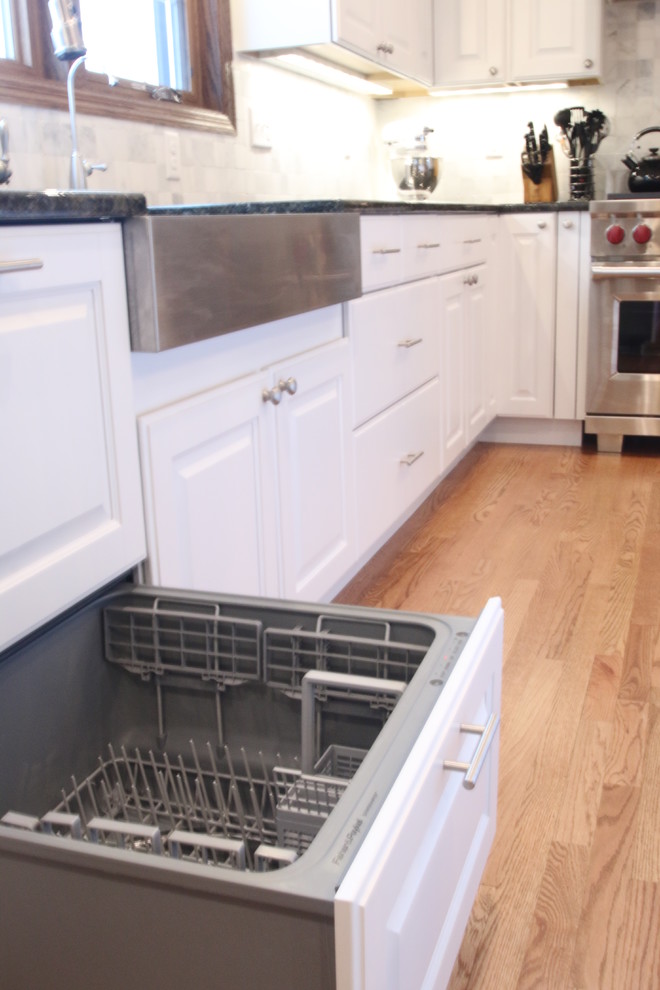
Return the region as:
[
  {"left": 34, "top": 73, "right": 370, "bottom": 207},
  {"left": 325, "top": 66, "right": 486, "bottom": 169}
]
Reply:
[{"left": 590, "top": 199, "right": 660, "bottom": 260}]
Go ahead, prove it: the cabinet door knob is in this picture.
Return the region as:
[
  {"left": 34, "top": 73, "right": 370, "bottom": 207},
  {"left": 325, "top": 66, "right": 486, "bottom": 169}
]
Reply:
[
  {"left": 489, "top": 66, "right": 498, "bottom": 76},
  {"left": 278, "top": 377, "right": 298, "bottom": 396},
  {"left": 562, "top": 220, "right": 574, "bottom": 229},
  {"left": 584, "top": 58, "right": 594, "bottom": 69},
  {"left": 262, "top": 386, "right": 282, "bottom": 405},
  {"left": 537, "top": 221, "right": 547, "bottom": 229}
]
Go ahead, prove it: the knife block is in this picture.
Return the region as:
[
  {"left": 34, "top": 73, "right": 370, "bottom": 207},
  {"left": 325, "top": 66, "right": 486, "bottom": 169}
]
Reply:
[{"left": 522, "top": 147, "right": 558, "bottom": 203}]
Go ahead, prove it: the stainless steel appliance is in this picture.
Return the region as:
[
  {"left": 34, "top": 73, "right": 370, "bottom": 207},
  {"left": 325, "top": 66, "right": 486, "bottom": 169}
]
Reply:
[
  {"left": 0, "top": 581, "right": 502, "bottom": 990},
  {"left": 586, "top": 196, "right": 660, "bottom": 451}
]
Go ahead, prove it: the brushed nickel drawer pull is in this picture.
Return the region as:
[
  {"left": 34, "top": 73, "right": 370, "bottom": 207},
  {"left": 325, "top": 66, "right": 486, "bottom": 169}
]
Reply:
[
  {"left": 372, "top": 247, "right": 401, "bottom": 255},
  {"left": 397, "top": 337, "right": 423, "bottom": 348},
  {"left": 0, "top": 257, "right": 44, "bottom": 274},
  {"left": 443, "top": 712, "right": 500, "bottom": 790},
  {"left": 418, "top": 242, "right": 440, "bottom": 250},
  {"left": 463, "top": 238, "right": 481, "bottom": 245},
  {"left": 400, "top": 451, "right": 424, "bottom": 467}
]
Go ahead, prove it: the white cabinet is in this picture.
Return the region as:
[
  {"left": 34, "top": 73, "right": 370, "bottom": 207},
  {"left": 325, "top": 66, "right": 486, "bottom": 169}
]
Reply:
[
  {"left": 230, "top": 0, "right": 433, "bottom": 85},
  {"left": 0, "top": 224, "right": 146, "bottom": 652},
  {"left": 138, "top": 337, "right": 356, "bottom": 603},
  {"left": 497, "top": 213, "right": 557, "bottom": 418},
  {"left": 509, "top": 0, "right": 602, "bottom": 83},
  {"left": 434, "top": 0, "right": 602, "bottom": 87},
  {"left": 348, "top": 269, "right": 440, "bottom": 559},
  {"left": 335, "top": 596, "right": 503, "bottom": 990},
  {"left": 434, "top": 0, "right": 506, "bottom": 87},
  {"left": 439, "top": 262, "right": 491, "bottom": 468}
]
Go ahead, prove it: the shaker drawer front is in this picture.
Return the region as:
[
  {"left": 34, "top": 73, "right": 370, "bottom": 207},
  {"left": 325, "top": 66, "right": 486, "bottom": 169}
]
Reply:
[
  {"left": 349, "top": 279, "right": 439, "bottom": 427},
  {"left": 354, "top": 380, "right": 440, "bottom": 556},
  {"left": 402, "top": 216, "right": 446, "bottom": 280},
  {"left": 335, "top": 598, "right": 503, "bottom": 990},
  {"left": 360, "top": 216, "right": 404, "bottom": 291},
  {"left": 443, "top": 216, "right": 489, "bottom": 269}
]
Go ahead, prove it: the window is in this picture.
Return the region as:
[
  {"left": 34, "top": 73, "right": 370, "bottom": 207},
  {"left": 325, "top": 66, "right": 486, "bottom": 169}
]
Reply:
[{"left": 0, "top": 0, "right": 235, "bottom": 133}]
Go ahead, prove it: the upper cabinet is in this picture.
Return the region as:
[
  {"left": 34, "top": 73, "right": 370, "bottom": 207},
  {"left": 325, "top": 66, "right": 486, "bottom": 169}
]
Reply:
[
  {"left": 434, "top": 0, "right": 602, "bottom": 88},
  {"left": 509, "top": 0, "right": 602, "bottom": 82},
  {"left": 230, "top": 0, "right": 434, "bottom": 86}
]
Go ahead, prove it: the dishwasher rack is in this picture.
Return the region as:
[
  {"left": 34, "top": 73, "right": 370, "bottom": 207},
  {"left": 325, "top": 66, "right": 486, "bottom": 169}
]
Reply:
[{"left": 2, "top": 593, "right": 437, "bottom": 875}]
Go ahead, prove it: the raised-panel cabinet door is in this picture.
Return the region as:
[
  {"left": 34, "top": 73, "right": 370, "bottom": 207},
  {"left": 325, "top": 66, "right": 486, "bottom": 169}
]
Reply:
[
  {"left": 0, "top": 225, "right": 145, "bottom": 651},
  {"left": 464, "top": 264, "right": 489, "bottom": 442},
  {"left": 498, "top": 214, "right": 557, "bottom": 418},
  {"left": 334, "top": 0, "right": 381, "bottom": 59},
  {"left": 439, "top": 270, "right": 467, "bottom": 467},
  {"left": 509, "top": 0, "right": 601, "bottom": 81},
  {"left": 335, "top": 597, "right": 503, "bottom": 990},
  {"left": 383, "top": 0, "right": 434, "bottom": 84},
  {"left": 138, "top": 373, "right": 279, "bottom": 597},
  {"left": 274, "top": 338, "right": 356, "bottom": 601},
  {"left": 434, "top": 0, "right": 506, "bottom": 86}
]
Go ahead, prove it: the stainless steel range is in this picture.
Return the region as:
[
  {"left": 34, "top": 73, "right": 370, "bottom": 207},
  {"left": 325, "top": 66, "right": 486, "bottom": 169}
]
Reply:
[{"left": 586, "top": 196, "right": 660, "bottom": 451}]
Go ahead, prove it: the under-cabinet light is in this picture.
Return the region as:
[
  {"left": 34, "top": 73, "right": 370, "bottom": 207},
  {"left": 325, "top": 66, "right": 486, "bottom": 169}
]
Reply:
[
  {"left": 429, "top": 82, "right": 569, "bottom": 97},
  {"left": 270, "top": 53, "right": 393, "bottom": 96}
]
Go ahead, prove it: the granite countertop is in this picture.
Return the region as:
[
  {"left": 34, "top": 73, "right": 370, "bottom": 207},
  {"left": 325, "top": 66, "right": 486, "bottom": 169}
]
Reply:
[
  {"left": 0, "top": 191, "right": 589, "bottom": 223},
  {"left": 0, "top": 189, "right": 147, "bottom": 222},
  {"left": 147, "top": 198, "right": 589, "bottom": 217}
]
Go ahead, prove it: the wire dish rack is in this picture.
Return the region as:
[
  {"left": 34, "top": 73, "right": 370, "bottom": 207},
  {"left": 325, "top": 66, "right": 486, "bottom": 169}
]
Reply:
[{"left": 5, "top": 594, "right": 435, "bottom": 874}]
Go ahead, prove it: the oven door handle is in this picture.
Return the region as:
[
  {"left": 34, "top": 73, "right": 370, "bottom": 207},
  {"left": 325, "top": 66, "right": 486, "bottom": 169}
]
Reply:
[{"left": 591, "top": 264, "right": 660, "bottom": 279}]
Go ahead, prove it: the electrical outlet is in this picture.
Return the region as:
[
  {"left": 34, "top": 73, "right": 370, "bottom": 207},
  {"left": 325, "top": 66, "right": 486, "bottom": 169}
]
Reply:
[
  {"left": 165, "top": 130, "right": 181, "bottom": 180},
  {"left": 249, "top": 109, "right": 273, "bottom": 150}
]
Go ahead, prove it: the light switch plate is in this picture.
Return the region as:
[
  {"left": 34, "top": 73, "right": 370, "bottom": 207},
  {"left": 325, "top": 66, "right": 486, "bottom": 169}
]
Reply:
[
  {"left": 165, "top": 130, "right": 181, "bottom": 180},
  {"left": 249, "top": 109, "right": 273, "bottom": 150}
]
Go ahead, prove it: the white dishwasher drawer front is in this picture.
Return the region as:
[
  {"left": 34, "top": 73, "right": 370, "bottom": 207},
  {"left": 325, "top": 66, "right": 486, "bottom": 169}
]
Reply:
[
  {"left": 354, "top": 379, "right": 440, "bottom": 557},
  {"left": 349, "top": 279, "right": 439, "bottom": 428},
  {"left": 335, "top": 598, "right": 503, "bottom": 990}
]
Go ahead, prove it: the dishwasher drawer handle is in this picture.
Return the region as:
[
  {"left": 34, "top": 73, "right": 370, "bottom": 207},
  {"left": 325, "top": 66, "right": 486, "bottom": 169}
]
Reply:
[
  {"left": 443, "top": 712, "right": 500, "bottom": 790},
  {"left": 0, "top": 257, "right": 44, "bottom": 274}
]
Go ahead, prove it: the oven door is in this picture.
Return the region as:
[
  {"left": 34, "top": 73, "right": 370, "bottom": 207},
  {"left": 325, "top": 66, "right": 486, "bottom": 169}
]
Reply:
[{"left": 587, "top": 264, "right": 660, "bottom": 416}]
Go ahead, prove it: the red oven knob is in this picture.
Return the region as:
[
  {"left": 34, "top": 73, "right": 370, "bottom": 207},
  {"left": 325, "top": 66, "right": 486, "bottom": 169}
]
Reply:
[
  {"left": 606, "top": 224, "right": 625, "bottom": 245},
  {"left": 632, "top": 222, "right": 652, "bottom": 244}
]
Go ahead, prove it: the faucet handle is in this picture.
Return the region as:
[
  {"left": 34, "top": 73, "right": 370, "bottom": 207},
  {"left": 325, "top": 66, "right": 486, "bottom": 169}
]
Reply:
[{"left": 84, "top": 161, "right": 108, "bottom": 177}]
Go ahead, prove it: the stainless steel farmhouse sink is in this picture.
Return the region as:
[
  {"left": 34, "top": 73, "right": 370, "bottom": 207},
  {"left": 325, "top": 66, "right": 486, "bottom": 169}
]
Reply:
[{"left": 123, "top": 212, "right": 362, "bottom": 352}]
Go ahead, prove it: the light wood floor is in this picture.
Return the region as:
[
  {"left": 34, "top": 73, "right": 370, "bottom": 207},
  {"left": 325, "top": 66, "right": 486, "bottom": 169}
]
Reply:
[{"left": 335, "top": 438, "right": 660, "bottom": 990}]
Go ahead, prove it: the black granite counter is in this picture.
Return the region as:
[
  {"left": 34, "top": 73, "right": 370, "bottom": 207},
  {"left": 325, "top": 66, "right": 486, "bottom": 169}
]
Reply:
[
  {"left": 0, "top": 190, "right": 147, "bottom": 223},
  {"left": 147, "top": 198, "right": 589, "bottom": 217},
  {"left": 0, "top": 192, "right": 589, "bottom": 224}
]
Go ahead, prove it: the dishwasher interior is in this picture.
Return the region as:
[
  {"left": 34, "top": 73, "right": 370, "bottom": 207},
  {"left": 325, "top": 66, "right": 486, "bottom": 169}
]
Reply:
[{"left": 0, "top": 585, "right": 472, "bottom": 898}]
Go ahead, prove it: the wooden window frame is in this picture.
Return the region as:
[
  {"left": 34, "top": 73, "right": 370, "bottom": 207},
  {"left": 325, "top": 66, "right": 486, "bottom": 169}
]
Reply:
[{"left": 0, "top": 0, "right": 236, "bottom": 134}]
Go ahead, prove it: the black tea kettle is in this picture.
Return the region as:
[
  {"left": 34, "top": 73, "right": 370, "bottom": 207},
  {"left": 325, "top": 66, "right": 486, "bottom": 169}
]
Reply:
[{"left": 622, "top": 126, "right": 660, "bottom": 193}]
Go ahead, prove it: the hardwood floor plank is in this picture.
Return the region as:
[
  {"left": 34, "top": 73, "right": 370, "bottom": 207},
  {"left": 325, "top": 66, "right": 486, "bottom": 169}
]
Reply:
[
  {"left": 570, "top": 784, "right": 641, "bottom": 990},
  {"left": 554, "top": 720, "right": 611, "bottom": 848},
  {"left": 602, "top": 700, "right": 648, "bottom": 788},
  {"left": 516, "top": 842, "right": 590, "bottom": 990},
  {"left": 633, "top": 702, "right": 660, "bottom": 883}
]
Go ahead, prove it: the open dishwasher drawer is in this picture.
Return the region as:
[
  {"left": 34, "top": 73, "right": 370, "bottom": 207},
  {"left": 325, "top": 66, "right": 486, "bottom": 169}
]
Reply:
[{"left": 0, "top": 585, "right": 502, "bottom": 990}]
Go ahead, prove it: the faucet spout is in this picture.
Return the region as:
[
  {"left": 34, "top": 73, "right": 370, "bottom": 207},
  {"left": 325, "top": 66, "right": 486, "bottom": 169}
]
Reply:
[{"left": 66, "top": 54, "right": 108, "bottom": 189}]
